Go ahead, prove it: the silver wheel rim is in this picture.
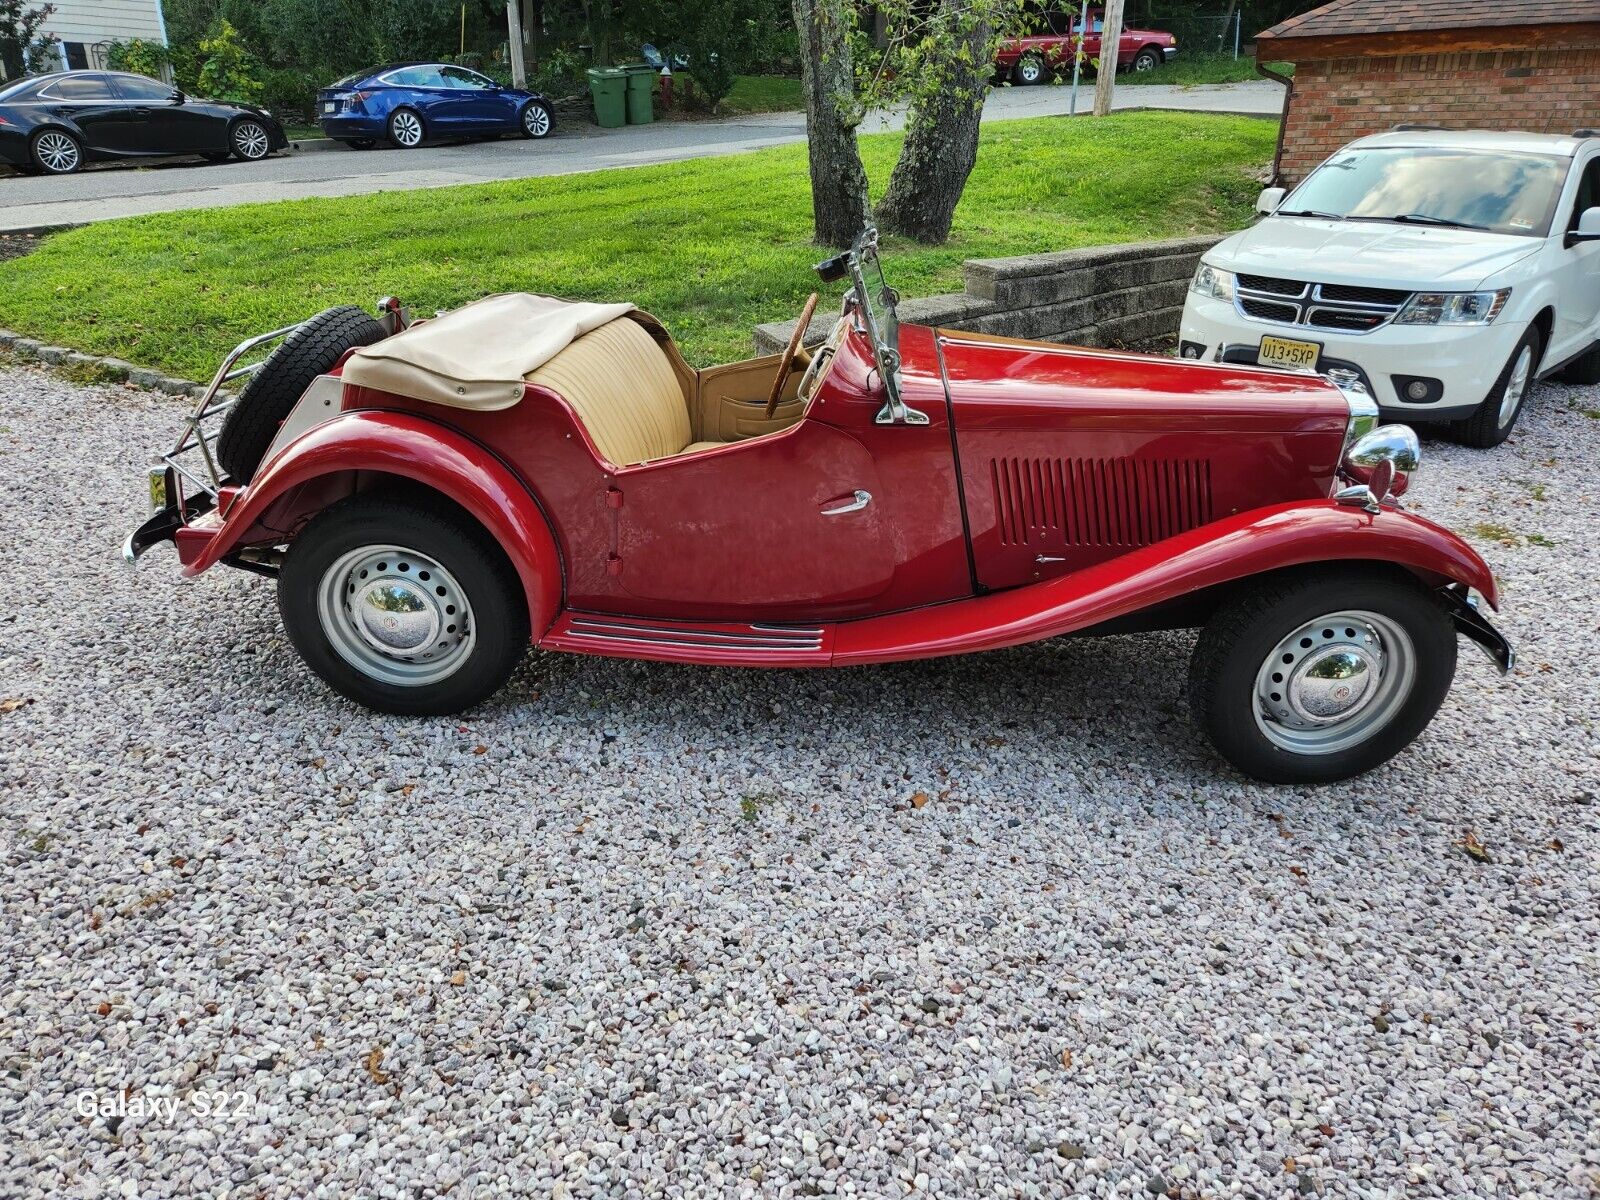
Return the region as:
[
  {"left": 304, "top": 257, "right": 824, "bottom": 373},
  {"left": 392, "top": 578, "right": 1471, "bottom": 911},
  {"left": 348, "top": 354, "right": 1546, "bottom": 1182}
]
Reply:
[
  {"left": 1019, "top": 60, "right": 1042, "bottom": 83},
  {"left": 1498, "top": 343, "right": 1533, "bottom": 428},
  {"left": 316, "top": 545, "right": 476, "bottom": 687},
  {"left": 1253, "top": 609, "right": 1416, "bottom": 756},
  {"left": 1135, "top": 55, "right": 1156, "bottom": 71},
  {"left": 35, "top": 131, "right": 79, "bottom": 172},
  {"left": 392, "top": 111, "right": 423, "bottom": 146},
  {"left": 234, "top": 122, "right": 269, "bottom": 159},
  {"left": 523, "top": 104, "right": 550, "bottom": 136}
]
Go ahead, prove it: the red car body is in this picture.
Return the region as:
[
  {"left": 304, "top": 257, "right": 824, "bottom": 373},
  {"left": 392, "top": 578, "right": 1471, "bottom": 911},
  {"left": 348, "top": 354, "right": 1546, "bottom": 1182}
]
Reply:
[{"left": 996, "top": 8, "right": 1178, "bottom": 83}]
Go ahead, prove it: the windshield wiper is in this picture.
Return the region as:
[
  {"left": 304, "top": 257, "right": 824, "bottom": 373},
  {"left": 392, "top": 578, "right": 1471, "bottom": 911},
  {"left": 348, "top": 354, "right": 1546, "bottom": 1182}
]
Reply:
[
  {"left": 1274, "top": 208, "right": 1344, "bottom": 220},
  {"left": 1346, "top": 212, "right": 1491, "bottom": 231}
]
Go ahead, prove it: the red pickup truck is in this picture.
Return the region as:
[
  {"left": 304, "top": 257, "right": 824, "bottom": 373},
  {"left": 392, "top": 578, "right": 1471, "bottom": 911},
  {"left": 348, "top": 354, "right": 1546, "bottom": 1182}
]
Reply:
[{"left": 996, "top": 8, "right": 1178, "bottom": 84}]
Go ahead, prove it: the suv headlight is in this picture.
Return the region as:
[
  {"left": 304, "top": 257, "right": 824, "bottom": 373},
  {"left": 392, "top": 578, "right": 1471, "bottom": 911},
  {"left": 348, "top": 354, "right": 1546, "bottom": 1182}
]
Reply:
[
  {"left": 1190, "top": 262, "right": 1235, "bottom": 302},
  {"left": 1394, "top": 288, "right": 1510, "bottom": 326}
]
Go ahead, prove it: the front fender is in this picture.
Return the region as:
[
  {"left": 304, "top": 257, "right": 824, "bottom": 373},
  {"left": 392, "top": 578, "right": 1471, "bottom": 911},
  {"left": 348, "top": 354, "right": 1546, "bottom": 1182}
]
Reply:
[
  {"left": 833, "top": 500, "right": 1499, "bottom": 665},
  {"left": 184, "top": 411, "right": 563, "bottom": 640}
]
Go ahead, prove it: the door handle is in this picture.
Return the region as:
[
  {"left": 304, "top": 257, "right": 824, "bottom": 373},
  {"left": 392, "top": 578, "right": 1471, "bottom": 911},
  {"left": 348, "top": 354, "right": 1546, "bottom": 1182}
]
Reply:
[{"left": 820, "top": 490, "right": 871, "bottom": 516}]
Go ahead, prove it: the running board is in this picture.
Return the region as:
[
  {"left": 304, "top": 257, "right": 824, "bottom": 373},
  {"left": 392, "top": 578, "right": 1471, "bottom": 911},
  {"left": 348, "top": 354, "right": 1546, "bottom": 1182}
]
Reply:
[{"left": 542, "top": 612, "right": 834, "bottom": 666}]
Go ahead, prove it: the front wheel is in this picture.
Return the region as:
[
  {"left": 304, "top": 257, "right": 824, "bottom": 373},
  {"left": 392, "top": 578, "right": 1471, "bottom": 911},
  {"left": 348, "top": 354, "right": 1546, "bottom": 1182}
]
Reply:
[
  {"left": 231, "top": 119, "right": 273, "bottom": 161},
  {"left": 278, "top": 494, "right": 530, "bottom": 715},
  {"left": 519, "top": 99, "right": 553, "bottom": 139},
  {"left": 1132, "top": 48, "right": 1161, "bottom": 72},
  {"left": 1451, "top": 325, "right": 1542, "bottom": 448},
  {"left": 1188, "top": 569, "right": 1457, "bottom": 784}
]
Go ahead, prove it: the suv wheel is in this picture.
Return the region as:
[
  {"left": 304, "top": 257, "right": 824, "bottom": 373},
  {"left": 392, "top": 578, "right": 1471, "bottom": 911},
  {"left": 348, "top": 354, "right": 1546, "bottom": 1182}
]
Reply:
[{"left": 1452, "top": 326, "right": 1542, "bottom": 448}]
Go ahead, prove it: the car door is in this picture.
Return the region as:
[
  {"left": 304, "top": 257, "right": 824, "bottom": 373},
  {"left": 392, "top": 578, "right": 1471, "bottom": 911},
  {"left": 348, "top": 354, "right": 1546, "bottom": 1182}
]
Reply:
[
  {"left": 36, "top": 73, "right": 128, "bottom": 154},
  {"left": 612, "top": 421, "right": 897, "bottom": 611},
  {"left": 440, "top": 66, "right": 515, "bottom": 131},
  {"left": 1550, "top": 153, "right": 1600, "bottom": 362},
  {"left": 401, "top": 65, "right": 467, "bottom": 131},
  {"left": 108, "top": 73, "right": 218, "bottom": 154}
]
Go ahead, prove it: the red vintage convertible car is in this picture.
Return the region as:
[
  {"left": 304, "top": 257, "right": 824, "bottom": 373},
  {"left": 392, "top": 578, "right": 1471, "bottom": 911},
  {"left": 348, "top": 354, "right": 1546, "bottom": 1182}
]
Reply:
[{"left": 126, "top": 230, "right": 1511, "bottom": 783}]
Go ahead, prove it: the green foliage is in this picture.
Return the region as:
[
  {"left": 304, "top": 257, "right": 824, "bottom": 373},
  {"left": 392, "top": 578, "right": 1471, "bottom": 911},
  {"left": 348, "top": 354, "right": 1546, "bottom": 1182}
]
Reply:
[
  {"left": 106, "top": 38, "right": 172, "bottom": 80},
  {"left": 532, "top": 46, "right": 588, "bottom": 97},
  {"left": 196, "top": 20, "right": 263, "bottom": 103},
  {"left": 259, "top": 66, "right": 319, "bottom": 121},
  {"left": 0, "top": 0, "right": 56, "bottom": 79},
  {"left": 0, "top": 111, "right": 1275, "bottom": 379}
]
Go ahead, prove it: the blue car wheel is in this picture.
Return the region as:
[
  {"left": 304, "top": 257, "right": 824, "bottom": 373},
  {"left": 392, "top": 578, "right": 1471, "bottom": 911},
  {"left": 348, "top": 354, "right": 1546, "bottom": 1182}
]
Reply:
[
  {"left": 387, "top": 107, "right": 425, "bottom": 149},
  {"left": 520, "top": 100, "right": 553, "bottom": 139}
]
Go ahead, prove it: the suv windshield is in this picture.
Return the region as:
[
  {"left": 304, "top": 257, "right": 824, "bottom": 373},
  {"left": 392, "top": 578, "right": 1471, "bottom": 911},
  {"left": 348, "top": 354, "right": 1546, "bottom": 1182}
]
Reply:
[{"left": 1281, "top": 147, "right": 1569, "bottom": 237}]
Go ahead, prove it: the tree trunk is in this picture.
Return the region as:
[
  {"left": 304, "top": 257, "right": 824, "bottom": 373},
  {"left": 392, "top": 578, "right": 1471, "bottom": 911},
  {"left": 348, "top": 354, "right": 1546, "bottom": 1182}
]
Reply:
[
  {"left": 875, "top": 1, "right": 990, "bottom": 245},
  {"left": 791, "top": 0, "right": 871, "bottom": 247}
]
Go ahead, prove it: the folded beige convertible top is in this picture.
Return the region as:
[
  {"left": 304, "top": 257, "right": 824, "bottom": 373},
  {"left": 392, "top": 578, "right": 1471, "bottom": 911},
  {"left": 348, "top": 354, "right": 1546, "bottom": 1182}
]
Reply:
[{"left": 341, "top": 292, "right": 637, "bottom": 410}]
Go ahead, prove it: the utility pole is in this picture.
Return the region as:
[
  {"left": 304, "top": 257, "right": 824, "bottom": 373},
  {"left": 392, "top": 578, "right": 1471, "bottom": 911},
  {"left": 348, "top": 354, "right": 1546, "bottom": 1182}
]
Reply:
[
  {"left": 506, "top": 1, "right": 527, "bottom": 86},
  {"left": 1092, "top": 0, "right": 1125, "bottom": 117},
  {"left": 1069, "top": 0, "right": 1089, "bottom": 116}
]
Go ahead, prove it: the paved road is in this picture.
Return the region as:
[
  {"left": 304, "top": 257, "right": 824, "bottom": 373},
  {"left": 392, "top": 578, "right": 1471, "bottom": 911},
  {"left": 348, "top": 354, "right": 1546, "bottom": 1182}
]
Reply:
[{"left": 0, "top": 81, "right": 1282, "bottom": 231}]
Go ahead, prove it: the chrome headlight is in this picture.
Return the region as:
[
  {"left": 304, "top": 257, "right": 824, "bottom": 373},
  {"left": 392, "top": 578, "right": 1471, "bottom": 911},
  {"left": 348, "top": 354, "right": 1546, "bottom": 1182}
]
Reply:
[
  {"left": 1394, "top": 288, "right": 1510, "bottom": 326},
  {"left": 1190, "top": 262, "right": 1235, "bottom": 302},
  {"left": 1336, "top": 425, "right": 1421, "bottom": 512}
]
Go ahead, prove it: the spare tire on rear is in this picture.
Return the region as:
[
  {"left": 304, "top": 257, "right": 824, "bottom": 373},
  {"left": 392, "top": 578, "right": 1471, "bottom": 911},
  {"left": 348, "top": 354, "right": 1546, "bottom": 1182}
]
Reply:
[{"left": 216, "top": 305, "right": 389, "bottom": 483}]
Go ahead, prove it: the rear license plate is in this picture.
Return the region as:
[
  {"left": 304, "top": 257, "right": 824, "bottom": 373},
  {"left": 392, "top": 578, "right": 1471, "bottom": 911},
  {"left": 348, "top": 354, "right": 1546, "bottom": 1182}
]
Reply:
[
  {"left": 1258, "top": 334, "right": 1321, "bottom": 371},
  {"left": 322, "top": 102, "right": 336, "bottom": 114}
]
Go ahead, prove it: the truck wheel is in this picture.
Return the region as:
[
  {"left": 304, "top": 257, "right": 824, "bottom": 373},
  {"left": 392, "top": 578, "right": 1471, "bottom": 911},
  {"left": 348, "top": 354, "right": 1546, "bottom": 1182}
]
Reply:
[
  {"left": 1188, "top": 568, "right": 1457, "bottom": 784},
  {"left": 1132, "top": 48, "right": 1161, "bottom": 72},
  {"left": 1013, "top": 54, "right": 1047, "bottom": 85},
  {"left": 1451, "top": 326, "right": 1542, "bottom": 449},
  {"left": 215, "top": 305, "right": 389, "bottom": 483},
  {"left": 278, "top": 494, "right": 530, "bottom": 716}
]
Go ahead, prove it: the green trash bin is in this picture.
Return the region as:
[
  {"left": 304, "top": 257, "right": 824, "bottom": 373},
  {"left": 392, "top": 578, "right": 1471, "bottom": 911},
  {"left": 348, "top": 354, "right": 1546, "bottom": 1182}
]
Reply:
[
  {"left": 587, "top": 67, "right": 627, "bottom": 128},
  {"left": 623, "top": 64, "right": 656, "bottom": 124}
]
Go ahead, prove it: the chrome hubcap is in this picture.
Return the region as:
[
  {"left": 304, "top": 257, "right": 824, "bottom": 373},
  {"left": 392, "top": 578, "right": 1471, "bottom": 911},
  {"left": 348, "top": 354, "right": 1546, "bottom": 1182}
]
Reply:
[
  {"left": 234, "top": 122, "right": 269, "bottom": 158},
  {"left": 1254, "top": 610, "right": 1415, "bottom": 755},
  {"left": 1136, "top": 56, "right": 1155, "bottom": 71},
  {"left": 1498, "top": 344, "right": 1533, "bottom": 428},
  {"left": 36, "top": 132, "right": 79, "bottom": 172},
  {"left": 524, "top": 105, "right": 549, "bottom": 135},
  {"left": 1020, "top": 61, "right": 1041, "bottom": 81},
  {"left": 316, "top": 545, "right": 474, "bottom": 686},
  {"left": 392, "top": 112, "right": 422, "bottom": 146}
]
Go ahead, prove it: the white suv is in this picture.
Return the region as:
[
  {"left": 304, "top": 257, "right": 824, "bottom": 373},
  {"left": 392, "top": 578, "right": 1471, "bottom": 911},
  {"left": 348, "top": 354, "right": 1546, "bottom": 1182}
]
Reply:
[{"left": 1180, "top": 129, "right": 1600, "bottom": 447}]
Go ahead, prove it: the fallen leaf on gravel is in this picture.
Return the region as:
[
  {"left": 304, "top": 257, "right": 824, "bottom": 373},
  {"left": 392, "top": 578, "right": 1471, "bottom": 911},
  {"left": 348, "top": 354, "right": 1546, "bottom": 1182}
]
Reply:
[
  {"left": 984, "top": 736, "right": 1006, "bottom": 748},
  {"left": 400, "top": 784, "right": 415, "bottom": 797},
  {"left": 1458, "top": 831, "right": 1492, "bottom": 862},
  {"left": 1284, "top": 1157, "right": 1296, "bottom": 1173},
  {"left": 364, "top": 1047, "right": 390, "bottom": 1085},
  {"left": 1059, "top": 1048, "right": 1073, "bottom": 1068},
  {"left": 1548, "top": 838, "right": 1565, "bottom": 852},
  {"left": 96, "top": 1002, "right": 111, "bottom": 1016},
  {"left": 473, "top": 745, "right": 488, "bottom": 756},
  {"left": 0, "top": 696, "right": 31, "bottom": 713},
  {"left": 1318, "top": 1124, "right": 1334, "bottom": 1137},
  {"left": 910, "top": 792, "right": 930, "bottom": 809},
  {"left": 449, "top": 970, "right": 466, "bottom": 986},
  {"left": 1289, "top": 866, "right": 1307, "bottom": 878}
]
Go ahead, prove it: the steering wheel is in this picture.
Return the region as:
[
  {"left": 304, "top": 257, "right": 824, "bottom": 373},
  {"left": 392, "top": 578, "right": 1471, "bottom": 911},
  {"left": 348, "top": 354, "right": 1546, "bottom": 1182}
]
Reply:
[{"left": 766, "top": 292, "right": 820, "bottom": 418}]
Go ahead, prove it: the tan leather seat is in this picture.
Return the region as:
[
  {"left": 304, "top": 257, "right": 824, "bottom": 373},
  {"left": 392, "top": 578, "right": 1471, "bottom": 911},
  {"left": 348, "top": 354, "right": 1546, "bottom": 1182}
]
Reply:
[{"left": 526, "top": 316, "right": 722, "bottom": 467}]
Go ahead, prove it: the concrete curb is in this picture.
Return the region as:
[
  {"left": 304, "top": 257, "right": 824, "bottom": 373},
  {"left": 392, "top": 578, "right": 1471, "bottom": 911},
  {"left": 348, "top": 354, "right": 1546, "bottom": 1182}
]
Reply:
[
  {"left": 0, "top": 327, "right": 203, "bottom": 397},
  {"left": 287, "top": 138, "right": 343, "bottom": 154}
]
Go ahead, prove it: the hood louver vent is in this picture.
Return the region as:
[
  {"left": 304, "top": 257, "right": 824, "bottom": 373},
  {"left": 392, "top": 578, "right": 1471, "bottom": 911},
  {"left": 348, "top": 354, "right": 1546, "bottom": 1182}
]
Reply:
[{"left": 991, "top": 456, "right": 1213, "bottom": 548}]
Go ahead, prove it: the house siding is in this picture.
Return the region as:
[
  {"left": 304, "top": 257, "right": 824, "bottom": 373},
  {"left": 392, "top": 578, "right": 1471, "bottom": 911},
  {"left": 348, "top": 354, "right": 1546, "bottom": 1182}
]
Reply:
[
  {"left": 40, "top": 0, "right": 166, "bottom": 48},
  {"left": 1281, "top": 47, "right": 1600, "bottom": 183}
]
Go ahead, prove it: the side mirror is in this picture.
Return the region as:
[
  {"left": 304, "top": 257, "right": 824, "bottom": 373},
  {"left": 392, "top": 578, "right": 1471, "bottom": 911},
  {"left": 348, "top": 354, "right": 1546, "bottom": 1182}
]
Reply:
[
  {"left": 1255, "top": 186, "right": 1286, "bottom": 216},
  {"left": 169, "top": 88, "right": 185, "bottom": 103},
  {"left": 1567, "top": 206, "right": 1600, "bottom": 246}
]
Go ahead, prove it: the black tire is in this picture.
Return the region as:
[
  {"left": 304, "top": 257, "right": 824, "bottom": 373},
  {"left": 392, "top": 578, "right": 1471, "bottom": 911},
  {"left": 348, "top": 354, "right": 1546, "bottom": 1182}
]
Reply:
[
  {"left": 278, "top": 494, "right": 530, "bottom": 715},
  {"left": 346, "top": 138, "right": 376, "bottom": 150},
  {"left": 215, "top": 305, "right": 388, "bottom": 483},
  {"left": 1132, "top": 48, "right": 1161, "bottom": 72},
  {"left": 519, "top": 99, "right": 554, "bottom": 139},
  {"left": 1188, "top": 568, "right": 1457, "bottom": 784},
  {"left": 230, "top": 118, "right": 272, "bottom": 162},
  {"left": 30, "top": 128, "right": 82, "bottom": 175},
  {"left": 1013, "top": 54, "right": 1048, "bottom": 85},
  {"left": 387, "top": 107, "right": 426, "bottom": 149},
  {"left": 1451, "top": 325, "right": 1542, "bottom": 449},
  {"left": 1556, "top": 341, "right": 1600, "bottom": 385}
]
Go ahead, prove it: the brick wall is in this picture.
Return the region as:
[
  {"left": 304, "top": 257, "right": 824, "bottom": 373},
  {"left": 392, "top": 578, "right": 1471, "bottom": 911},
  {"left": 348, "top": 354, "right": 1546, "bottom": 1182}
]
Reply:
[{"left": 1281, "top": 47, "right": 1600, "bottom": 183}]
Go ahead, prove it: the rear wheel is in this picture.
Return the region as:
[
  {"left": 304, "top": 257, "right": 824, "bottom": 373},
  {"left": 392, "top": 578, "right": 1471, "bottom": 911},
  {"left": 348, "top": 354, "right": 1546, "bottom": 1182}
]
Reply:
[
  {"left": 31, "top": 128, "right": 82, "bottom": 175},
  {"left": 1188, "top": 569, "right": 1457, "bottom": 784},
  {"left": 1013, "top": 54, "right": 1048, "bottom": 85},
  {"left": 1451, "top": 325, "right": 1541, "bottom": 448},
  {"left": 388, "top": 107, "right": 425, "bottom": 149},
  {"left": 215, "top": 305, "right": 389, "bottom": 482},
  {"left": 278, "top": 494, "right": 530, "bottom": 715},
  {"left": 230, "top": 119, "right": 272, "bottom": 161}
]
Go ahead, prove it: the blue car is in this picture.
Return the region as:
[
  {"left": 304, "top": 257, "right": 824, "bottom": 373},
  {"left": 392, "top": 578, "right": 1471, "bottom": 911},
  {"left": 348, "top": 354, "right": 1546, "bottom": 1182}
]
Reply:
[{"left": 316, "top": 63, "right": 553, "bottom": 150}]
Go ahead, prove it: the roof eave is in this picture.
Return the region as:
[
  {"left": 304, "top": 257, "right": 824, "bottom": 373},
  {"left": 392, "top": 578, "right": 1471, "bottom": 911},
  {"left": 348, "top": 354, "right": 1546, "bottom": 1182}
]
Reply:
[{"left": 1256, "top": 22, "right": 1600, "bottom": 61}]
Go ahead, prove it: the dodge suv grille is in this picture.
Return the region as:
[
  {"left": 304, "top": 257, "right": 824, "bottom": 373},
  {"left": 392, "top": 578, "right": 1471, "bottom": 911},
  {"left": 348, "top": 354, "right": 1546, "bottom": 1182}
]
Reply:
[{"left": 1234, "top": 274, "right": 1411, "bottom": 333}]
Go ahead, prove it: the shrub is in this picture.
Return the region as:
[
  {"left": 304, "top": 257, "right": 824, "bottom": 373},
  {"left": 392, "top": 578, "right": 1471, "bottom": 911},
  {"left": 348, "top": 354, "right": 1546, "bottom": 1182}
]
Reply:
[
  {"left": 195, "top": 19, "right": 263, "bottom": 103},
  {"left": 106, "top": 37, "right": 172, "bottom": 80},
  {"left": 259, "top": 67, "right": 319, "bottom": 122}
]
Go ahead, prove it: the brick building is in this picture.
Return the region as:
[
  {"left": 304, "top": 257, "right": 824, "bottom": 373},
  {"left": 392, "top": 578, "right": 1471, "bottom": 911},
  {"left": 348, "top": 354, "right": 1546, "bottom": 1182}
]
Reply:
[{"left": 1257, "top": 0, "right": 1600, "bottom": 184}]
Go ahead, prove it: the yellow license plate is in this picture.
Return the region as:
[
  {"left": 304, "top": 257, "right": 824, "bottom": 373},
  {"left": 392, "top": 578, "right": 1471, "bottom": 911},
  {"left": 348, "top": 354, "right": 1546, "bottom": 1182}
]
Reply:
[{"left": 1258, "top": 335, "right": 1321, "bottom": 370}]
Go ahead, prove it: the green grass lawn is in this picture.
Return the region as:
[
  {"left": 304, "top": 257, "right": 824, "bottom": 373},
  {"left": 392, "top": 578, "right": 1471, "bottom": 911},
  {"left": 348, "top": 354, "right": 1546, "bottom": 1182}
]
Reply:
[
  {"left": 1127, "top": 54, "right": 1294, "bottom": 87},
  {"left": 0, "top": 110, "right": 1275, "bottom": 381},
  {"left": 716, "top": 74, "right": 805, "bottom": 115}
]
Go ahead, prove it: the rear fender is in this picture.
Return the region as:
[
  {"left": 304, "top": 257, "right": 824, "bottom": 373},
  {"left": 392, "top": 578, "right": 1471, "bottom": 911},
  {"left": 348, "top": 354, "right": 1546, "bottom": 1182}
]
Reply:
[
  {"left": 183, "top": 410, "right": 563, "bottom": 639},
  {"left": 833, "top": 500, "right": 1499, "bottom": 664}
]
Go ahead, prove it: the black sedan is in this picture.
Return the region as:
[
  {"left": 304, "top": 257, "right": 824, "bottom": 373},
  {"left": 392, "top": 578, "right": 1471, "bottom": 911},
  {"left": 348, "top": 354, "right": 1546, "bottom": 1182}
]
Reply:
[{"left": 0, "top": 70, "right": 287, "bottom": 175}]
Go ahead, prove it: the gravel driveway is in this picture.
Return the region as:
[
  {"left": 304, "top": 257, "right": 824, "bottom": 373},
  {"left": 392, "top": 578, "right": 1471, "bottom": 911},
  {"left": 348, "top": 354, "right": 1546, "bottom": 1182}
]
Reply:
[{"left": 1, "top": 361, "right": 1596, "bottom": 1199}]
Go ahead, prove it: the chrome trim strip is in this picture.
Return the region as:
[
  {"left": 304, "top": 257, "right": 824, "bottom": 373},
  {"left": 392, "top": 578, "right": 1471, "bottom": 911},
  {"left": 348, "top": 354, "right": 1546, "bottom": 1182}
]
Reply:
[{"left": 566, "top": 618, "right": 825, "bottom": 647}]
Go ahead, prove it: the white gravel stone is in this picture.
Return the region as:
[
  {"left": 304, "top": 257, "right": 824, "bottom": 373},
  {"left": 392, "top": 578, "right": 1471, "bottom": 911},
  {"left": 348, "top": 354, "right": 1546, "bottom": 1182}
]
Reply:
[{"left": 0, "top": 361, "right": 1597, "bottom": 1199}]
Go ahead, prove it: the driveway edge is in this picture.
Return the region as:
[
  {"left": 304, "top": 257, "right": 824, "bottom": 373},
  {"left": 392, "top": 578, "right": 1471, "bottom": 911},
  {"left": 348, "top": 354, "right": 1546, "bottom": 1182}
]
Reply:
[{"left": 0, "top": 327, "right": 203, "bottom": 396}]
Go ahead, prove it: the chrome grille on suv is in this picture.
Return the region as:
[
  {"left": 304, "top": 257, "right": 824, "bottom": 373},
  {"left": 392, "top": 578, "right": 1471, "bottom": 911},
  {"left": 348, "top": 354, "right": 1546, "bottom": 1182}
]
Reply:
[{"left": 1234, "top": 273, "right": 1411, "bottom": 333}]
